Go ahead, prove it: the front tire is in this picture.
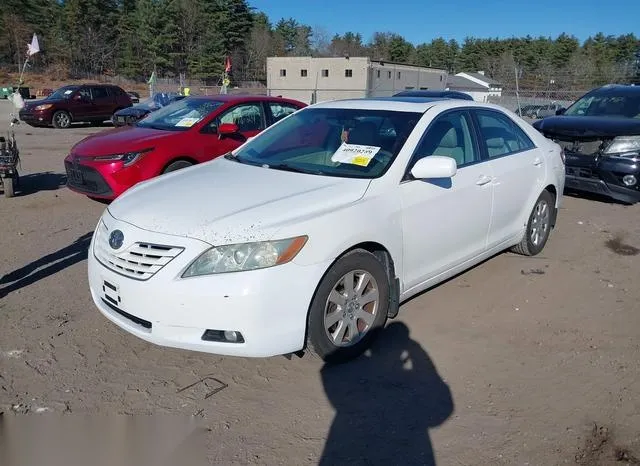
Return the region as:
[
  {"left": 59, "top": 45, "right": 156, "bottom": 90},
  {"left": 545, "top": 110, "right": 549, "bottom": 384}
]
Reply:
[
  {"left": 52, "top": 110, "right": 71, "bottom": 129},
  {"left": 306, "top": 249, "right": 389, "bottom": 364},
  {"left": 162, "top": 160, "right": 193, "bottom": 174},
  {"left": 512, "top": 190, "right": 554, "bottom": 256}
]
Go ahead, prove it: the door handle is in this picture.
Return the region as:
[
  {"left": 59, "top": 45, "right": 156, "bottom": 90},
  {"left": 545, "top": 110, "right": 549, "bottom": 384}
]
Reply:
[
  {"left": 533, "top": 157, "right": 543, "bottom": 166},
  {"left": 476, "top": 175, "right": 492, "bottom": 186}
]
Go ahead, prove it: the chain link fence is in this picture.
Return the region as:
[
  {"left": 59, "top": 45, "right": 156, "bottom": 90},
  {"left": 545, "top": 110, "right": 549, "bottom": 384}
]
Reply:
[{"left": 488, "top": 90, "right": 587, "bottom": 118}]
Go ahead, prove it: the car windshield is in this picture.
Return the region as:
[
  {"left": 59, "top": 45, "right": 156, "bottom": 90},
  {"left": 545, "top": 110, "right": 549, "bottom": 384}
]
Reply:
[
  {"left": 136, "top": 97, "right": 223, "bottom": 131},
  {"left": 564, "top": 91, "right": 640, "bottom": 118},
  {"left": 48, "top": 86, "right": 79, "bottom": 100},
  {"left": 136, "top": 93, "right": 180, "bottom": 110},
  {"left": 232, "top": 107, "right": 422, "bottom": 179}
]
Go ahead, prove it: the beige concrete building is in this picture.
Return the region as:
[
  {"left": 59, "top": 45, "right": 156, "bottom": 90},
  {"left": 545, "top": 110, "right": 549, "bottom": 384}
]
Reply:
[{"left": 266, "top": 56, "right": 447, "bottom": 104}]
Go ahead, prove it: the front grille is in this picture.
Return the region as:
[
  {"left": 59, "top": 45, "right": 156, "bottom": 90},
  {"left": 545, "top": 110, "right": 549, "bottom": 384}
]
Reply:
[
  {"left": 557, "top": 140, "right": 604, "bottom": 156},
  {"left": 64, "top": 160, "right": 113, "bottom": 196},
  {"left": 94, "top": 223, "right": 184, "bottom": 280}
]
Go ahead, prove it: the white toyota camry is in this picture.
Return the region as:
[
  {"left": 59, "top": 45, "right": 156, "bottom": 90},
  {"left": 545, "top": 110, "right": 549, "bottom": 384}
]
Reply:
[{"left": 88, "top": 97, "right": 565, "bottom": 363}]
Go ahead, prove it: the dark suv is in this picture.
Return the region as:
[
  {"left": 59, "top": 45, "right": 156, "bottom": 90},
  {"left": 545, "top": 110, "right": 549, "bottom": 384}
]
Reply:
[
  {"left": 533, "top": 84, "right": 640, "bottom": 204},
  {"left": 19, "top": 84, "right": 133, "bottom": 129}
]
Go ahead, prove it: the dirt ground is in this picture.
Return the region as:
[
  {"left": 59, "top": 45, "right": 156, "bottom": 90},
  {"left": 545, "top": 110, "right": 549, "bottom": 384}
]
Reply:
[{"left": 1, "top": 99, "right": 639, "bottom": 465}]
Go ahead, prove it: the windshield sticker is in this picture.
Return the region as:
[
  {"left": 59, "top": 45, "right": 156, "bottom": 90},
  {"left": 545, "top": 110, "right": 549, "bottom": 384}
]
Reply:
[
  {"left": 331, "top": 143, "right": 381, "bottom": 167},
  {"left": 64, "top": 90, "right": 73, "bottom": 95},
  {"left": 175, "top": 117, "right": 199, "bottom": 127}
]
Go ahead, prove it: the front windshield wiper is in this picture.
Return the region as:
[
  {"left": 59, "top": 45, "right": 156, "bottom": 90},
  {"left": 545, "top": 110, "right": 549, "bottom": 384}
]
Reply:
[
  {"left": 265, "top": 163, "right": 326, "bottom": 176},
  {"left": 138, "top": 123, "right": 167, "bottom": 131}
]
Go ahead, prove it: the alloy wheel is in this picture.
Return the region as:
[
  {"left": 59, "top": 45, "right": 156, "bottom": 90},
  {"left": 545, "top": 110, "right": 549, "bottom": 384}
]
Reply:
[
  {"left": 55, "top": 112, "right": 70, "bottom": 128},
  {"left": 530, "top": 199, "right": 550, "bottom": 246},
  {"left": 323, "top": 270, "right": 380, "bottom": 347}
]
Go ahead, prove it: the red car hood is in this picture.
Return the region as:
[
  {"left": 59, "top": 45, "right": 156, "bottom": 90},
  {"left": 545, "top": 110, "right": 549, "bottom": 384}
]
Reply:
[{"left": 71, "top": 126, "right": 179, "bottom": 156}]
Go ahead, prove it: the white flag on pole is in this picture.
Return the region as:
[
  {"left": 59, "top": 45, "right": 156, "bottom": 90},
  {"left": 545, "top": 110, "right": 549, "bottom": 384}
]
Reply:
[{"left": 27, "top": 33, "right": 40, "bottom": 56}]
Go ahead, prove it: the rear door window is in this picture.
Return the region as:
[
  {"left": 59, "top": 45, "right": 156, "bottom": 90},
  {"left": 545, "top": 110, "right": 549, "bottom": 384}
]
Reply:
[
  {"left": 474, "top": 110, "right": 536, "bottom": 158},
  {"left": 91, "top": 87, "right": 110, "bottom": 100}
]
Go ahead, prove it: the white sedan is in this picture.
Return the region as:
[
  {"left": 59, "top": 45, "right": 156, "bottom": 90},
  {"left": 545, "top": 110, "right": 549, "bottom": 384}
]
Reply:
[{"left": 88, "top": 97, "right": 565, "bottom": 363}]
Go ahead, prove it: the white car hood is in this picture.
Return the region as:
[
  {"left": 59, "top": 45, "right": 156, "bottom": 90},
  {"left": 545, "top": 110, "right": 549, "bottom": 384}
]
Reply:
[{"left": 108, "top": 157, "right": 371, "bottom": 245}]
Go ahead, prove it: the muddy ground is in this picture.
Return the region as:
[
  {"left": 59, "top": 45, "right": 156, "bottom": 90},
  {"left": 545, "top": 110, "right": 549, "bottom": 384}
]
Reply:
[{"left": 1, "top": 101, "right": 639, "bottom": 465}]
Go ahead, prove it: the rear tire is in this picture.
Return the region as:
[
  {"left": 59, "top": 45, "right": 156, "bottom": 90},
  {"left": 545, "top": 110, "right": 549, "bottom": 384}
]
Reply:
[
  {"left": 306, "top": 249, "right": 389, "bottom": 364},
  {"left": 511, "top": 190, "right": 554, "bottom": 256},
  {"left": 162, "top": 160, "right": 193, "bottom": 174},
  {"left": 52, "top": 110, "right": 71, "bottom": 129},
  {"left": 3, "top": 176, "right": 15, "bottom": 198}
]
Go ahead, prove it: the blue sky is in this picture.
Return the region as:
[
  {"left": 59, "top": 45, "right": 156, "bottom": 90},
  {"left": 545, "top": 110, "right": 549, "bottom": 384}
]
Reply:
[{"left": 249, "top": 0, "right": 639, "bottom": 45}]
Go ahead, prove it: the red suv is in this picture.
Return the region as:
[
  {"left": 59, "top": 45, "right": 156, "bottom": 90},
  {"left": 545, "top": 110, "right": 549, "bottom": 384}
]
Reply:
[
  {"left": 64, "top": 95, "right": 306, "bottom": 200},
  {"left": 19, "top": 84, "right": 133, "bottom": 129}
]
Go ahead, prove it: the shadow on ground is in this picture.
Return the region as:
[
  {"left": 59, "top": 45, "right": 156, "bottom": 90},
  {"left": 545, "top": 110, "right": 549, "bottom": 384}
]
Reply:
[
  {"left": 319, "top": 322, "right": 454, "bottom": 466},
  {"left": 563, "top": 188, "right": 632, "bottom": 206},
  {"left": 14, "top": 172, "right": 67, "bottom": 196},
  {"left": 0, "top": 232, "right": 92, "bottom": 299}
]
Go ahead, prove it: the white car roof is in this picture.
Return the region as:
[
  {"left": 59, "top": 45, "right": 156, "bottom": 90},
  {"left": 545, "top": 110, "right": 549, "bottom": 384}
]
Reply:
[{"left": 308, "top": 97, "right": 510, "bottom": 114}]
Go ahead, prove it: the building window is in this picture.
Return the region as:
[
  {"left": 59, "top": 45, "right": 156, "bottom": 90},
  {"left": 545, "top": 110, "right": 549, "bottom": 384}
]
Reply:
[
  {"left": 321, "top": 69, "right": 329, "bottom": 77},
  {"left": 345, "top": 69, "right": 353, "bottom": 78},
  {"left": 300, "top": 69, "right": 308, "bottom": 77},
  {"left": 376, "top": 70, "right": 380, "bottom": 78},
  {"left": 420, "top": 87, "right": 428, "bottom": 90},
  {"left": 397, "top": 72, "right": 401, "bottom": 79},
  {"left": 405, "top": 86, "right": 414, "bottom": 90},
  {"left": 279, "top": 69, "right": 286, "bottom": 77},
  {"left": 387, "top": 71, "right": 392, "bottom": 79}
]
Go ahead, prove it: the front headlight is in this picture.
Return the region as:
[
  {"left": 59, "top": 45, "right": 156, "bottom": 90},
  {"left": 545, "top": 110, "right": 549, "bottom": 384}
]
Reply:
[
  {"left": 182, "top": 236, "right": 308, "bottom": 277},
  {"left": 34, "top": 104, "right": 53, "bottom": 111},
  {"left": 91, "top": 148, "right": 153, "bottom": 166},
  {"left": 603, "top": 136, "right": 640, "bottom": 157}
]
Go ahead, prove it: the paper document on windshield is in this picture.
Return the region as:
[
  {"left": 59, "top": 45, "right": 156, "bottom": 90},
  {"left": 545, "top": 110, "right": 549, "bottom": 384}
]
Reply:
[
  {"left": 175, "top": 117, "right": 199, "bottom": 127},
  {"left": 331, "top": 143, "right": 381, "bottom": 167}
]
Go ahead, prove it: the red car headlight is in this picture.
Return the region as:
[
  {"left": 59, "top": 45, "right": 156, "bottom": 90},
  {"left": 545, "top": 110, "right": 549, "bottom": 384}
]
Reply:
[{"left": 91, "top": 148, "right": 154, "bottom": 166}]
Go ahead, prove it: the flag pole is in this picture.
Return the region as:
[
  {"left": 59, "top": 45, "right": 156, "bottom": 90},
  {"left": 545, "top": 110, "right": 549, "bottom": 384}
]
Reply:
[
  {"left": 18, "top": 33, "right": 40, "bottom": 88},
  {"left": 220, "top": 56, "right": 231, "bottom": 95},
  {"left": 10, "top": 33, "right": 39, "bottom": 110}
]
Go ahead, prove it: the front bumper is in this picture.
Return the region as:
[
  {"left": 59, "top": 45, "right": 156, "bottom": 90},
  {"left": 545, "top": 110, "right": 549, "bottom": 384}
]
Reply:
[
  {"left": 87, "top": 211, "right": 329, "bottom": 358},
  {"left": 64, "top": 152, "right": 153, "bottom": 200},
  {"left": 64, "top": 159, "right": 115, "bottom": 198},
  {"left": 19, "top": 109, "right": 52, "bottom": 125},
  {"left": 564, "top": 153, "right": 640, "bottom": 204}
]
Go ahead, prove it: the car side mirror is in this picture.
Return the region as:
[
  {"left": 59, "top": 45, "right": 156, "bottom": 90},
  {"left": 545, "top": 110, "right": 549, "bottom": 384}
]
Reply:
[
  {"left": 218, "top": 122, "right": 239, "bottom": 137},
  {"left": 410, "top": 156, "right": 457, "bottom": 179},
  {"left": 555, "top": 108, "right": 566, "bottom": 115}
]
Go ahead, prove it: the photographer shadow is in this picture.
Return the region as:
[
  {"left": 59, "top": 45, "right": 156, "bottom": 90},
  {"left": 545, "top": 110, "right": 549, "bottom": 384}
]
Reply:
[{"left": 319, "top": 322, "right": 454, "bottom": 466}]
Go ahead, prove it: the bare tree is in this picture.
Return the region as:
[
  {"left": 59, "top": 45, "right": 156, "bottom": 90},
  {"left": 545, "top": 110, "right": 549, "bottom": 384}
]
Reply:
[
  {"left": 311, "top": 26, "right": 331, "bottom": 57},
  {"left": 243, "top": 23, "right": 272, "bottom": 81}
]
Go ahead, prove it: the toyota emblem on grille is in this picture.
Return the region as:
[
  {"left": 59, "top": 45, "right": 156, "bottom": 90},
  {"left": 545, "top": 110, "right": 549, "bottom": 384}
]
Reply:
[{"left": 109, "top": 229, "right": 124, "bottom": 250}]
